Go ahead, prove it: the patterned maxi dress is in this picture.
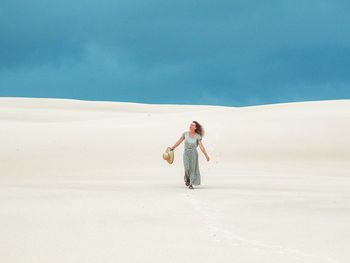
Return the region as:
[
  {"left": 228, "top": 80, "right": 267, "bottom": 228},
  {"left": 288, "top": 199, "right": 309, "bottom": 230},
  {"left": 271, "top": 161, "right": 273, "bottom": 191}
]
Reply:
[{"left": 182, "top": 131, "right": 202, "bottom": 185}]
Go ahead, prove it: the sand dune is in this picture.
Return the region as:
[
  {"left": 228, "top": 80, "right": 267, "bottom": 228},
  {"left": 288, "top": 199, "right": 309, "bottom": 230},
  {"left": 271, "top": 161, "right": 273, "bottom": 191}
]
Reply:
[{"left": 0, "top": 97, "right": 349, "bottom": 262}]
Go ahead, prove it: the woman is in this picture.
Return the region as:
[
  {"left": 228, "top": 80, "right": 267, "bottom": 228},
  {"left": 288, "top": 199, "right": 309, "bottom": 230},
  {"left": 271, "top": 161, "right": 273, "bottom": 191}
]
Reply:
[{"left": 170, "top": 121, "right": 210, "bottom": 189}]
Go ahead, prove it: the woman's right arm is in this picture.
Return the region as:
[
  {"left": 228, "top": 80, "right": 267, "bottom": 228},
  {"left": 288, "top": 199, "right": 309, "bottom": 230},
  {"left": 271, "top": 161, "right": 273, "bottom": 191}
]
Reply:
[{"left": 171, "top": 135, "right": 184, "bottom": 151}]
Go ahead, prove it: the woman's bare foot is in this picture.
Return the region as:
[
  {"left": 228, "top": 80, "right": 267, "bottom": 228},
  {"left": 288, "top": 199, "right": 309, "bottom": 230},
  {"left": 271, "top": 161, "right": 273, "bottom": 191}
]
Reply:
[{"left": 188, "top": 184, "right": 194, "bottom": 189}]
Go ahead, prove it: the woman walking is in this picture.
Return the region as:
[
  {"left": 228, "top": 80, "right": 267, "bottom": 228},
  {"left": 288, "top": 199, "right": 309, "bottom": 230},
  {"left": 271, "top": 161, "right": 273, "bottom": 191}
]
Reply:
[{"left": 170, "top": 121, "right": 210, "bottom": 189}]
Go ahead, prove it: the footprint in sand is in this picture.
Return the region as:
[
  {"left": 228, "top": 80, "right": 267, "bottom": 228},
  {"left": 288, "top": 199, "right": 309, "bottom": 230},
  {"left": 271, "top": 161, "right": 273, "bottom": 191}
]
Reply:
[{"left": 185, "top": 193, "right": 338, "bottom": 263}]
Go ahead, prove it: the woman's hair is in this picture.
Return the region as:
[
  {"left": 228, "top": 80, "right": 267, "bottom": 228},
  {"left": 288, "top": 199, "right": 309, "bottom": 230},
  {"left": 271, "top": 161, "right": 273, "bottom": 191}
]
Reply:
[{"left": 193, "top": 121, "right": 204, "bottom": 137}]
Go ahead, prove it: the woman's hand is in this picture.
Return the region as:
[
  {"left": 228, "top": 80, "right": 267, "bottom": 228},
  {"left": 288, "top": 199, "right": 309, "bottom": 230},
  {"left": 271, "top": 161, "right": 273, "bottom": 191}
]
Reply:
[{"left": 205, "top": 155, "right": 210, "bottom": 162}]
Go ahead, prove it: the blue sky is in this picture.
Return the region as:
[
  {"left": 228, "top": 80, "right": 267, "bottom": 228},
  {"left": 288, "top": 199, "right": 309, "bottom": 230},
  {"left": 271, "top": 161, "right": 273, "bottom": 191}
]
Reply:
[{"left": 1, "top": 0, "right": 349, "bottom": 106}]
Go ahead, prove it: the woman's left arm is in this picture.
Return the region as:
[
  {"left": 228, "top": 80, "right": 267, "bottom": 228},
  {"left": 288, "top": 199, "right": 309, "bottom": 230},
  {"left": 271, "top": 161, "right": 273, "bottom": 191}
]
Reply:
[{"left": 198, "top": 140, "right": 210, "bottom": 161}]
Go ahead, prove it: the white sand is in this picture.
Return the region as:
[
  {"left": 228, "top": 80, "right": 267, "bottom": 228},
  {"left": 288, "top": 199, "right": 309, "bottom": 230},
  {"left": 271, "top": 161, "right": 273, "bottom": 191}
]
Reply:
[{"left": 0, "top": 97, "right": 349, "bottom": 262}]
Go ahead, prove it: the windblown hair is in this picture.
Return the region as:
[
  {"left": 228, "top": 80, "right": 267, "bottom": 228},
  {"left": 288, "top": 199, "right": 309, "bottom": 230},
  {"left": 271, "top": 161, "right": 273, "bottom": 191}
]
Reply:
[{"left": 193, "top": 121, "right": 204, "bottom": 137}]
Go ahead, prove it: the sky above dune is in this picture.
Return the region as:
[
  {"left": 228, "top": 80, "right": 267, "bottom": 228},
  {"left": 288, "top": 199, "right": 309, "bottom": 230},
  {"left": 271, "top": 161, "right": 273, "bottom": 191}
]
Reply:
[{"left": 1, "top": 0, "right": 349, "bottom": 106}]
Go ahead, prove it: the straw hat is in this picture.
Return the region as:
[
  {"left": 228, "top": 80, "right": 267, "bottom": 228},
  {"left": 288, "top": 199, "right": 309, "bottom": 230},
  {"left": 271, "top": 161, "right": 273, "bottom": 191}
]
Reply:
[{"left": 163, "top": 147, "right": 174, "bottom": 164}]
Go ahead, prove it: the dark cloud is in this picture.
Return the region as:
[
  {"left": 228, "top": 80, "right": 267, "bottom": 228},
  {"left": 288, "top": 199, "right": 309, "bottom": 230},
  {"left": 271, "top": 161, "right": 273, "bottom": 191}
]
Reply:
[{"left": 0, "top": 0, "right": 349, "bottom": 106}]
